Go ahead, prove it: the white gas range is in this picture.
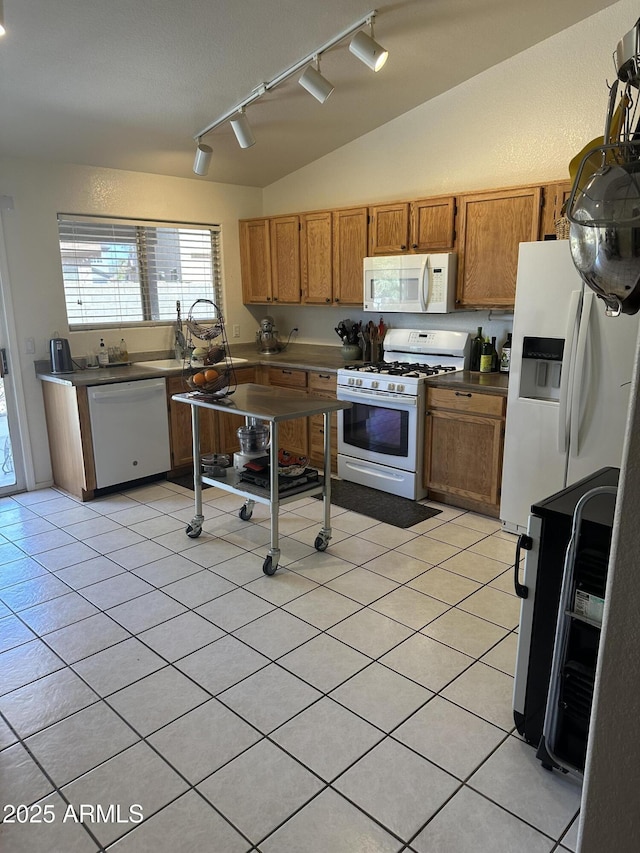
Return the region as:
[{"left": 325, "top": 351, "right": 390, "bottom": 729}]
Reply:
[{"left": 336, "top": 329, "right": 470, "bottom": 500}]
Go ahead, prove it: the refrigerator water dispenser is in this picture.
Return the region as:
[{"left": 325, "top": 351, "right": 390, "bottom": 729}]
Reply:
[{"left": 519, "top": 337, "right": 565, "bottom": 402}]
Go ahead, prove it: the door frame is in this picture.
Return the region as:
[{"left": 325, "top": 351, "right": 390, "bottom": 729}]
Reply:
[{"left": 0, "top": 199, "right": 32, "bottom": 496}]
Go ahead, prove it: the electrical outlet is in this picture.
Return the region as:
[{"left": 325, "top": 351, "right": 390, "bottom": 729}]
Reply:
[
  {"left": 232, "top": 324, "right": 240, "bottom": 338},
  {"left": 25, "top": 337, "right": 35, "bottom": 354}
]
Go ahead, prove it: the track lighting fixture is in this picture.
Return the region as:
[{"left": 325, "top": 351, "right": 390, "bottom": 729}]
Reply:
[
  {"left": 349, "top": 17, "right": 388, "bottom": 72},
  {"left": 0, "top": 0, "right": 6, "bottom": 37},
  {"left": 230, "top": 109, "right": 256, "bottom": 149},
  {"left": 299, "top": 56, "right": 334, "bottom": 104},
  {"left": 192, "top": 9, "right": 388, "bottom": 175},
  {"left": 192, "top": 141, "right": 213, "bottom": 176}
]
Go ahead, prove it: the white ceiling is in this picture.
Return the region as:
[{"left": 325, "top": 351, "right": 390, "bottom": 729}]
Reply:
[{"left": 0, "top": 0, "right": 619, "bottom": 188}]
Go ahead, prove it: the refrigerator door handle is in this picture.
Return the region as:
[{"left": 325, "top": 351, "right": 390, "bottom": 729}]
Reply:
[
  {"left": 569, "top": 291, "right": 594, "bottom": 458},
  {"left": 557, "top": 289, "right": 582, "bottom": 454}
]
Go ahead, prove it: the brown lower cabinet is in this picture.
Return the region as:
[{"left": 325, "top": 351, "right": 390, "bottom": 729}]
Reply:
[
  {"left": 307, "top": 371, "right": 338, "bottom": 472},
  {"left": 263, "top": 367, "right": 309, "bottom": 458},
  {"left": 423, "top": 387, "right": 506, "bottom": 517},
  {"left": 167, "top": 368, "right": 256, "bottom": 470}
]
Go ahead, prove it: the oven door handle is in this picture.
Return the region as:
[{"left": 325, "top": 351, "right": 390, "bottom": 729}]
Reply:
[{"left": 337, "top": 390, "right": 418, "bottom": 407}]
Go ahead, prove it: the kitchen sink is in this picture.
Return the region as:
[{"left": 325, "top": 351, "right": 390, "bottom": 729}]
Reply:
[{"left": 135, "top": 357, "right": 248, "bottom": 371}]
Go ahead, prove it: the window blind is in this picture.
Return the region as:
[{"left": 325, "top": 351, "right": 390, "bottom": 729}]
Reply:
[{"left": 57, "top": 215, "right": 222, "bottom": 328}]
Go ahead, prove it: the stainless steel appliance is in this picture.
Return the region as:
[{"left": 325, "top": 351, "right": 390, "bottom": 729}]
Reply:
[
  {"left": 49, "top": 337, "right": 73, "bottom": 374},
  {"left": 337, "top": 329, "right": 469, "bottom": 499},
  {"left": 363, "top": 253, "right": 456, "bottom": 313},
  {"left": 513, "top": 467, "right": 617, "bottom": 774},
  {"left": 256, "top": 316, "right": 284, "bottom": 354}
]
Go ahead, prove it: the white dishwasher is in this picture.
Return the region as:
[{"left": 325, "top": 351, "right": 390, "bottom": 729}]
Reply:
[{"left": 87, "top": 378, "right": 171, "bottom": 489}]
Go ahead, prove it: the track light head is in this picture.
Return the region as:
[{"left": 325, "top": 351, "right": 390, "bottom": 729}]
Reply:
[
  {"left": 230, "top": 110, "right": 255, "bottom": 149},
  {"left": 193, "top": 141, "right": 213, "bottom": 176},
  {"left": 299, "top": 57, "right": 334, "bottom": 104},
  {"left": 0, "top": 0, "right": 6, "bottom": 37},
  {"left": 349, "top": 19, "right": 388, "bottom": 72}
]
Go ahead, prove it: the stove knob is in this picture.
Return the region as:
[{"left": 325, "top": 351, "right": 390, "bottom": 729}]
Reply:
[
  {"left": 356, "top": 378, "right": 363, "bottom": 387},
  {"left": 388, "top": 382, "right": 395, "bottom": 391},
  {"left": 397, "top": 384, "right": 405, "bottom": 392},
  {"left": 348, "top": 377, "right": 355, "bottom": 385},
  {"left": 371, "top": 380, "right": 379, "bottom": 389}
]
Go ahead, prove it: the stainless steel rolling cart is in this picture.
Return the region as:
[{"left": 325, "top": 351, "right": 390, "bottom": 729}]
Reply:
[{"left": 172, "top": 383, "right": 350, "bottom": 575}]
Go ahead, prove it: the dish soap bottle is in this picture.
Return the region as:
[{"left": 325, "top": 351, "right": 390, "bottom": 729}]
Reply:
[
  {"left": 98, "top": 338, "right": 109, "bottom": 366},
  {"left": 500, "top": 333, "right": 512, "bottom": 373},
  {"left": 470, "top": 326, "right": 483, "bottom": 371},
  {"left": 479, "top": 337, "right": 493, "bottom": 373}
]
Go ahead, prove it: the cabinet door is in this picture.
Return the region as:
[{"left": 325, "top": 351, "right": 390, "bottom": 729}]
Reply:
[
  {"left": 270, "top": 215, "right": 301, "bottom": 304},
  {"left": 333, "top": 206, "right": 368, "bottom": 305},
  {"left": 539, "top": 181, "right": 573, "bottom": 240},
  {"left": 300, "top": 211, "right": 333, "bottom": 305},
  {"left": 411, "top": 197, "right": 455, "bottom": 251},
  {"left": 456, "top": 186, "right": 542, "bottom": 308},
  {"left": 308, "top": 371, "right": 337, "bottom": 471},
  {"left": 266, "top": 368, "right": 309, "bottom": 457},
  {"left": 217, "top": 368, "right": 257, "bottom": 455},
  {"left": 239, "top": 218, "right": 272, "bottom": 304},
  {"left": 167, "top": 376, "right": 217, "bottom": 470},
  {"left": 368, "top": 203, "right": 410, "bottom": 254},
  {"left": 424, "top": 409, "right": 504, "bottom": 508}
]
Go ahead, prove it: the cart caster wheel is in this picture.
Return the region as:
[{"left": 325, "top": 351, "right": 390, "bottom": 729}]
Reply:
[
  {"left": 239, "top": 506, "right": 253, "bottom": 521},
  {"left": 263, "top": 556, "right": 277, "bottom": 576},
  {"left": 186, "top": 524, "right": 202, "bottom": 538},
  {"left": 314, "top": 535, "right": 328, "bottom": 552}
]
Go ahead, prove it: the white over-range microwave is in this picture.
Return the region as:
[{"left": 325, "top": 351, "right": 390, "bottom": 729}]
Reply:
[{"left": 363, "top": 252, "right": 456, "bottom": 314}]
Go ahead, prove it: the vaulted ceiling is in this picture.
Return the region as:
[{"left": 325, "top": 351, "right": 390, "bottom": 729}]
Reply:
[{"left": 0, "top": 0, "right": 619, "bottom": 187}]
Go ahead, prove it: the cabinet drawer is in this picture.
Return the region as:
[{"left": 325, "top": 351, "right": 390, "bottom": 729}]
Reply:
[
  {"left": 427, "top": 387, "right": 505, "bottom": 417},
  {"left": 308, "top": 371, "right": 336, "bottom": 395},
  {"left": 268, "top": 367, "right": 308, "bottom": 389}
]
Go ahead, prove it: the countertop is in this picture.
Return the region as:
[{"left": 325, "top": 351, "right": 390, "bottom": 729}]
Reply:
[
  {"left": 35, "top": 343, "right": 509, "bottom": 395},
  {"left": 172, "top": 384, "right": 350, "bottom": 420}
]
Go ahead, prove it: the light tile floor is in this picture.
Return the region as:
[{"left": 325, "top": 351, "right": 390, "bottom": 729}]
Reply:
[{"left": 0, "top": 481, "right": 582, "bottom": 852}]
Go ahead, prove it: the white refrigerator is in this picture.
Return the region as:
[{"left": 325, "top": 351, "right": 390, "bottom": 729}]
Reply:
[{"left": 500, "top": 240, "right": 639, "bottom": 533}]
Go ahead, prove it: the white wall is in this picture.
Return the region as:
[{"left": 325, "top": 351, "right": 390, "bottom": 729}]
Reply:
[{"left": 0, "top": 158, "right": 262, "bottom": 487}]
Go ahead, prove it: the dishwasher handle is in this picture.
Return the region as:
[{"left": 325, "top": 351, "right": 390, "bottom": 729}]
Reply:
[{"left": 90, "top": 383, "right": 165, "bottom": 405}]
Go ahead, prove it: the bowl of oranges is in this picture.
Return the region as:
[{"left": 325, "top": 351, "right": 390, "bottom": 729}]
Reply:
[{"left": 186, "top": 366, "right": 230, "bottom": 395}]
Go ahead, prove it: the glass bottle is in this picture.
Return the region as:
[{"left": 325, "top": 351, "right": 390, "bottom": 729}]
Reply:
[
  {"left": 500, "top": 333, "right": 512, "bottom": 373},
  {"left": 491, "top": 336, "right": 498, "bottom": 372},
  {"left": 98, "top": 338, "right": 109, "bottom": 366},
  {"left": 479, "top": 337, "right": 493, "bottom": 373},
  {"left": 119, "top": 338, "right": 129, "bottom": 362},
  {"left": 470, "top": 326, "right": 483, "bottom": 371}
]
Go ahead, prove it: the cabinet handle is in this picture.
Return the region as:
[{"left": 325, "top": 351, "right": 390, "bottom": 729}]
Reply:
[
  {"left": 401, "top": 244, "right": 407, "bottom": 250},
  {"left": 455, "top": 392, "right": 472, "bottom": 398},
  {"left": 325, "top": 298, "right": 330, "bottom": 303},
  {"left": 282, "top": 369, "right": 292, "bottom": 375},
  {"left": 266, "top": 296, "right": 271, "bottom": 301},
  {"left": 412, "top": 243, "right": 418, "bottom": 249},
  {"left": 334, "top": 298, "right": 340, "bottom": 303},
  {"left": 273, "top": 297, "right": 278, "bottom": 301}
]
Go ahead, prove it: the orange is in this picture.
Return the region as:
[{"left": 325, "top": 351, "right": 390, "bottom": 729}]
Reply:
[
  {"left": 204, "top": 368, "right": 219, "bottom": 383},
  {"left": 192, "top": 372, "right": 207, "bottom": 386}
]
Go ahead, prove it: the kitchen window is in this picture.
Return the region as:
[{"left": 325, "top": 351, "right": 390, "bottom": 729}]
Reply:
[{"left": 57, "top": 215, "right": 222, "bottom": 329}]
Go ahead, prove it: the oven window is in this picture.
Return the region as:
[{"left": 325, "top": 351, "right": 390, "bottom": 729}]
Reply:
[{"left": 343, "top": 401, "right": 409, "bottom": 457}]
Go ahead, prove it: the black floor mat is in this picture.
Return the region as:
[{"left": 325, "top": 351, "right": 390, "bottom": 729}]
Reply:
[{"left": 315, "top": 479, "right": 441, "bottom": 528}]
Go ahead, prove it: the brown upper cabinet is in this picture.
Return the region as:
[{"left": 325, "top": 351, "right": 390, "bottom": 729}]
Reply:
[
  {"left": 269, "top": 215, "right": 301, "bottom": 304},
  {"left": 300, "top": 210, "right": 333, "bottom": 305},
  {"left": 332, "top": 206, "right": 369, "bottom": 305},
  {"left": 368, "top": 197, "right": 455, "bottom": 255},
  {"left": 539, "top": 180, "right": 573, "bottom": 240},
  {"left": 300, "top": 207, "right": 367, "bottom": 306},
  {"left": 239, "top": 218, "right": 271, "bottom": 304},
  {"left": 455, "top": 186, "right": 542, "bottom": 309},
  {"left": 240, "top": 215, "right": 301, "bottom": 304}
]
